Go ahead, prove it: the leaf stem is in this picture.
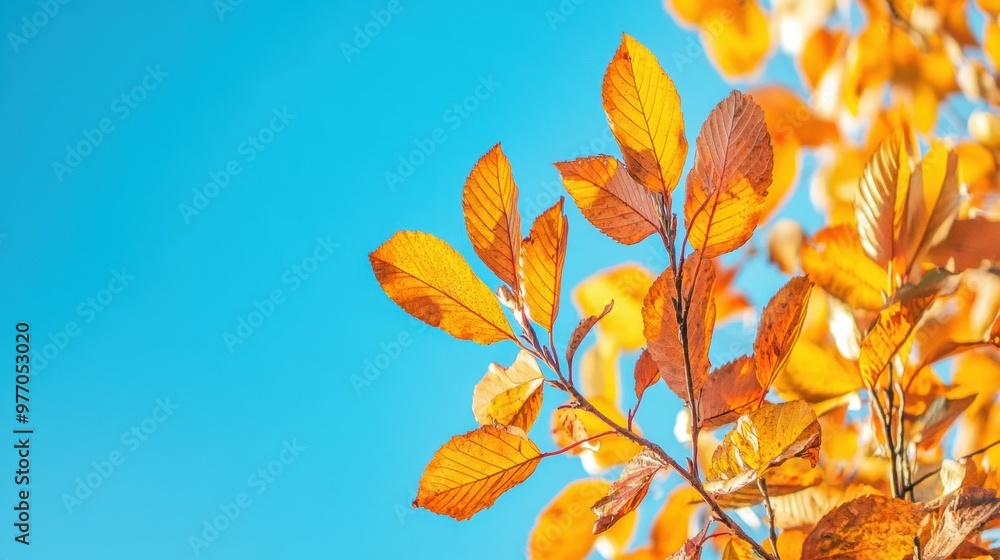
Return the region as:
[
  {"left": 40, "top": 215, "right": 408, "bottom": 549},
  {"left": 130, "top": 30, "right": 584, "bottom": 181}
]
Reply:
[
  {"left": 758, "top": 478, "right": 780, "bottom": 559},
  {"left": 540, "top": 430, "right": 616, "bottom": 458}
]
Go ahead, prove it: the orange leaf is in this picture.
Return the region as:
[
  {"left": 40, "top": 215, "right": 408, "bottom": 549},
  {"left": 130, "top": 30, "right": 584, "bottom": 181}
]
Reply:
[
  {"left": 800, "top": 495, "right": 925, "bottom": 560},
  {"left": 713, "top": 458, "right": 823, "bottom": 509},
  {"left": 650, "top": 486, "right": 704, "bottom": 555},
  {"left": 551, "top": 397, "right": 643, "bottom": 472},
  {"left": 602, "top": 33, "right": 688, "bottom": 194},
  {"left": 722, "top": 537, "right": 762, "bottom": 560},
  {"left": 698, "top": 355, "right": 767, "bottom": 430},
  {"left": 414, "top": 425, "right": 541, "bottom": 520},
  {"left": 754, "top": 276, "right": 813, "bottom": 390},
  {"left": 472, "top": 350, "right": 544, "bottom": 431},
  {"left": 800, "top": 225, "right": 887, "bottom": 310},
  {"left": 643, "top": 256, "right": 717, "bottom": 403},
  {"left": 702, "top": 1, "right": 771, "bottom": 78},
  {"left": 566, "top": 301, "right": 614, "bottom": 366},
  {"left": 903, "top": 143, "right": 960, "bottom": 271},
  {"left": 593, "top": 449, "right": 667, "bottom": 533},
  {"left": 527, "top": 479, "right": 637, "bottom": 560},
  {"left": 463, "top": 144, "right": 522, "bottom": 288},
  {"left": 858, "top": 294, "right": 932, "bottom": 389},
  {"left": 684, "top": 91, "right": 774, "bottom": 258},
  {"left": 521, "top": 199, "right": 569, "bottom": 332},
  {"left": 705, "top": 401, "right": 821, "bottom": 494},
  {"left": 633, "top": 349, "right": 660, "bottom": 403},
  {"left": 800, "top": 27, "right": 846, "bottom": 89},
  {"left": 926, "top": 218, "right": 1000, "bottom": 271},
  {"left": 854, "top": 131, "right": 911, "bottom": 272},
  {"left": 556, "top": 155, "right": 662, "bottom": 244},
  {"left": 370, "top": 231, "right": 515, "bottom": 344},
  {"left": 773, "top": 340, "right": 864, "bottom": 406}
]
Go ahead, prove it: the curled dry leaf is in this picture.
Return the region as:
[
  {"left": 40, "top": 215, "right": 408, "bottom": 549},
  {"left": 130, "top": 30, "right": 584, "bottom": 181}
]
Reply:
[
  {"left": 472, "top": 350, "right": 544, "bottom": 432},
  {"left": 463, "top": 143, "right": 522, "bottom": 289},
  {"left": 556, "top": 155, "right": 662, "bottom": 245},
  {"left": 922, "top": 486, "right": 1000, "bottom": 560},
  {"left": 521, "top": 199, "right": 569, "bottom": 333},
  {"left": 602, "top": 33, "right": 687, "bottom": 194},
  {"left": 754, "top": 276, "right": 813, "bottom": 391},
  {"left": 800, "top": 495, "right": 925, "bottom": 560},
  {"left": 592, "top": 449, "right": 668, "bottom": 533},
  {"left": 705, "top": 401, "right": 821, "bottom": 495},
  {"left": 414, "top": 425, "right": 542, "bottom": 520},
  {"left": 684, "top": 91, "right": 774, "bottom": 258},
  {"left": 370, "top": 231, "right": 515, "bottom": 344}
]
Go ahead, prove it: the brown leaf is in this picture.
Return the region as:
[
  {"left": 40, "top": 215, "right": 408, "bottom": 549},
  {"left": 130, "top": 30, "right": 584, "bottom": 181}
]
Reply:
[
  {"left": 705, "top": 401, "right": 821, "bottom": 494},
  {"left": 926, "top": 218, "right": 1000, "bottom": 271},
  {"left": 370, "top": 231, "right": 515, "bottom": 344},
  {"left": 463, "top": 144, "right": 522, "bottom": 288},
  {"left": 754, "top": 276, "right": 813, "bottom": 390},
  {"left": 634, "top": 349, "right": 661, "bottom": 403},
  {"left": 602, "top": 33, "right": 688, "bottom": 194},
  {"left": 593, "top": 449, "right": 668, "bottom": 533},
  {"left": 556, "top": 155, "right": 662, "bottom": 244},
  {"left": 698, "top": 356, "right": 767, "bottom": 430},
  {"left": 566, "top": 301, "right": 614, "bottom": 366},
  {"left": 414, "top": 425, "right": 541, "bottom": 520},
  {"left": 643, "top": 256, "right": 717, "bottom": 403},
  {"left": 472, "top": 350, "right": 544, "bottom": 431},
  {"left": 801, "top": 495, "right": 925, "bottom": 560},
  {"left": 684, "top": 91, "right": 774, "bottom": 258},
  {"left": 801, "top": 225, "right": 887, "bottom": 311},
  {"left": 521, "top": 199, "right": 569, "bottom": 332},
  {"left": 854, "top": 131, "right": 911, "bottom": 271},
  {"left": 923, "top": 487, "right": 1000, "bottom": 560}
]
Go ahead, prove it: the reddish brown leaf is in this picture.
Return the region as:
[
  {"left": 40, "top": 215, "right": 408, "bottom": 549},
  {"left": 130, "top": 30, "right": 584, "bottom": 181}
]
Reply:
[
  {"left": 754, "top": 276, "right": 813, "bottom": 390},
  {"left": 566, "top": 301, "right": 614, "bottom": 366},
  {"left": 801, "top": 495, "right": 925, "bottom": 560},
  {"left": 634, "top": 349, "right": 661, "bottom": 403},
  {"left": 698, "top": 355, "right": 767, "bottom": 430},
  {"left": 592, "top": 449, "right": 667, "bottom": 533}
]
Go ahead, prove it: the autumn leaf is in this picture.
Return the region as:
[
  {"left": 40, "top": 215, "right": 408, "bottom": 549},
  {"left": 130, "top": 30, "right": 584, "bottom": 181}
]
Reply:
[
  {"left": 643, "top": 256, "right": 717, "bottom": 403},
  {"left": 713, "top": 458, "right": 823, "bottom": 509},
  {"left": 463, "top": 144, "right": 522, "bottom": 289},
  {"left": 858, "top": 294, "right": 932, "bottom": 389},
  {"left": 651, "top": 486, "right": 704, "bottom": 556},
  {"left": 602, "top": 33, "right": 687, "bottom": 194},
  {"left": 551, "top": 397, "right": 643, "bottom": 472},
  {"left": 414, "top": 425, "right": 542, "bottom": 520},
  {"left": 684, "top": 91, "right": 774, "bottom": 258},
  {"left": 370, "top": 231, "right": 515, "bottom": 344},
  {"left": 773, "top": 341, "right": 864, "bottom": 407},
  {"left": 722, "top": 537, "right": 764, "bottom": 560},
  {"left": 754, "top": 276, "right": 813, "bottom": 390},
  {"left": 926, "top": 218, "right": 1000, "bottom": 271},
  {"left": 521, "top": 199, "right": 569, "bottom": 332},
  {"left": 575, "top": 264, "right": 655, "bottom": 351},
  {"left": 593, "top": 449, "right": 667, "bottom": 533},
  {"left": 566, "top": 301, "right": 614, "bottom": 366},
  {"left": 922, "top": 486, "right": 1000, "bottom": 560},
  {"left": 800, "top": 225, "right": 887, "bottom": 311},
  {"left": 472, "top": 350, "right": 544, "bottom": 431},
  {"left": 528, "top": 479, "right": 638, "bottom": 560},
  {"left": 698, "top": 356, "right": 767, "bottom": 430},
  {"left": 902, "top": 142, "right": 960, "bottom": 272},
  {"left": 800, "top": 495, "right": 925, "bottom": 560},
  {"left": 854, "top": 131, "right": 911, "bottom": 272},
  {"left": 580, "top": 336, "right": 622, "bottom": 405},
  {"left": 633, "top": 349, "right": 660, "bottom": 404},
  {"left": 705, "top": 401, "right": 821, "bottom": 495},
  {"left": 556, "top": 155, "right": 662, "bottom": 244}
]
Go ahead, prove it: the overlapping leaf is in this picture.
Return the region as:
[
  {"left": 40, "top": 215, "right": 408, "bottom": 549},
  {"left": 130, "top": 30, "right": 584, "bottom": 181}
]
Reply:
[
  {"left": 800, "top": 225, "right": 887, "bottom": 310},
  {"left": 414, "top": 425, "right": 541, "bottom": 520},
  {"left": 858, "top": 293, "right": 934, "bottom": 388},
  {"left": 698, "top": 356, "right": 767, "bottom": 430},
  {"left": 593, "top": 449, "right": 667, "bottom": 533},
  {"left": 472, "top": 350, "right": 544, "bottom": 431},
  {"left": 602, "top": 33, "right": 687, "bottom": 194},
  {"left": 370, "top": 231, "right": 515, "bottom": 344},
  {"left": 923, "top": 487, "right": 1000, "bottom": 560},
  {"left": 684, "top": 91, "right": 774, "bottom": 258},
  {"left": 463, "top": 144, "right": 522, "bottom": 288},
  {"left": 854, "top": 131, "right": 911, "bottom": 271},
  {"left": 521, "top": 199, "right": 568, "bottom": 332}
]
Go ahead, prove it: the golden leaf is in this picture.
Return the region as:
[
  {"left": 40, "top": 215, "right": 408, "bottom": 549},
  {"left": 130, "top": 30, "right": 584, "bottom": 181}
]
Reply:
[
  {"left": 575, "top": 264, "right": 655, "bottom": 351},
  {"left": 566, "top": 301, "right": 614, "bottom": 366},
  {"left": 701, "top": 1, "right": 772, "bottom": 78},
  {"left": 800, "top": 27, "right": 847, "bottom": 89},
  {"left": 800, "top": 495, "right": 925, "bottom": 560},
  {"left": 593, "top": 449, "right": 667, "bottom": 533},
  {"left": 800, "top": 225, "right": 887, "bottom": 310},
  {"left": 556, "top": 155, "right": 662, "bottom": 245},
  {"left": 527, "top": 479, "right": 635, "bottom": 560},
  {"left": 854, "top": 131, "right": 911, "bottom": 272},
  {"left": 754, "top": 277, "right": 813, "bottom": 390},
  {"left": 580, "top": 336, "right": 621, "bottom": 406},
  {"left": 684, "top": 91, "right": 774, "bottom": 258},
  {"left": 705, "top": 401, "right": 821, "bottom": 495},
  {"left": 472, "top": 350, "right": 544, "bottom": 431},
  {"left": 650, "top": 486, "right": 704, "bottom": 556},
  {"left": 602, "top": 33, "right": 687, "bottom": 194},
  {"left": 770, "top": 483, "right": 879, "bottom": 530},
  {"left": 722, "top": 537, "right": 764, "bottom": 560},
  {"left": 858, "top": 294, "right": 931, "bottom": 389},
  {"left": 370, "top": 231, "right": 515, "bottom": 344},
  {"left": 926, "top": 218, "right": 1000, "bottom": 271},
  {"left": 903, "top": 142, "right": 960, "bottom": 272},
  {"left": 463, "top": 144, "right": 522, "bottom": 288},
  {"left": 713, "top": 458, "right": 823, "bottom": 509},
  {"left": 773, "top": 341, "right": 864, "bottom": 407},
  {"left": 521, "top": 199, "right": 568, "bottom": 333},
  {"left": 414, "top": 425, "right": 541, "bottom": 520}
]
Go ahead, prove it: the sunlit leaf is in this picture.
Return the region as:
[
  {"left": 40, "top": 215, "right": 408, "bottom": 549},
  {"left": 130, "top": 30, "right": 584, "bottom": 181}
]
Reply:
[
  {"left": 854, "top": 131, "right": 911, "bottom": 271},
  {"left": 702, "top": 1, "right": 772, "bottom": 78},
  {"left": 551, "top": 397, "right": 643, "bottom": 472},
  {"left": 754, "top": 276, "right": 813, "bottom": 390},
  {"left": 633, "top": 349, "right": 660, "bottom": 403},
  {"left": 650, "top": 486, "right": 704, "bottom": 556},
  {"left": 567, "top": 302, "right": 614, "bottom": 366},
  {"left": 926, "top": 218, "right": 1000, "bottom": 271},
  {"left": 556, "top": 155, "right": 662, "bottom": 244},
  {"left": 575, "top": 265, "right": 656, "bottom": 351},
  {"left": 903, "top": 142, "right": 960, "bottom": 271},
  {"left": 593, "top": 449, "right": 667, "bottom": 533},
  {"left": 698, "top": 356, "right": 767, "bottom": 430},
  {"left": 370, "top": 231, "right": 515, "bottom": 344},
  {"left": 414, "top": 425, "right": 541, "bottom": 520},
  {"left": 801, "top": 225, "right": 887, "bottom": 310},
  {"left": 773, "top": 340, "right": 864, "bottom": 406},
  {"left": 858, "top": 294, "right": 933, "bottom": 389},
  {"left": 521, "top": 199, "right": 569, "bottom": 332},
  {"left": 580, "top": 336, "right": 622, "bottom": 406},
  {"left": 722, "top": 537, "right": 764, "bottom": 560},
  {"left": 472, "top": 350, "right": 544, "bottom": 431},
  {"left": 528, "top": 479, "right": 636, "bottom": 560},
  {"left": 603, "top": 33, "right": 687, "bottom": 194},
  {"left": 713, "top": 458, "right": 823, "bottom": 509},
  {"left": 463, "top": 143, "right": 522, "bottom": 288},
  {"left": 684, "top": 91, "right": 774, "bottom": 258},
  {"left": 800, "top": 495, "right": 925, "bottom": 560}
]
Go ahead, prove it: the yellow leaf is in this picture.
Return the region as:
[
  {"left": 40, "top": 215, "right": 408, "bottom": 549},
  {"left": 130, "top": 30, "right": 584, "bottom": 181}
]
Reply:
[
  {"left": 593, "top": 449, "right": 667, "bottom": 533},
  {"left": 575, "top": 265, "right": 656, "bottom": 351},
  {"left": 602, "top": 33, "right": 687, "bottom": 194},
  {"left": 684, "top": 91, "right": 774, "bottom": 258},
  {"left": 858, "top": 294, "right": 931, "bottom": 389},
  {"left": 370, "top": 231, "right": 515, "bottom": 344},
  {"left": 801, "top": 495, "right": 925, "bottom": 560},
  {"left": 773, "top": 340, "right": 864, "bottom": 406},
  {"left": 772, "top": 528, "right": 808, "bottom": 560},
  {"left": 705, "top": 401, "right": 821, "bottom": 494},
  {"left": 702, "top": 1, "right": 772, "bottom": 78},
  {"left": 472, "top": 350, "right": 544, "bottom": 431},
  {"left": 986, "top": 19, "right": 1000, "bottom": 71},
  {"left": 854, "top": 131, "right": 911, "bottom": 272},
  {"left": 713, "top": 458, "right": 824, "bottom": 509},
  {"left": 723, "top": 537, "right": 764, "bottom": 560},
  {"left": 650, "top": 486, "right": 704, "bottom": 556},
  {"left": 800, "top": 225, "right": 887, "bottom": 311},
  {"left": 527, "top": 479, "right": 616, "bottom": 560},
  {"left": 463, "top": 143, "right": 522, "bottom": 289},
  {"left": 414, "top": 425, "right": 541, "bottom": 520},
  {"left": 580, "top": 336, "right": 621, "bottom": 406},
  {"left": 770, "top": 483, "right": 879, "bottom": 530},
  {"left": 800, "top": 27, "right": 846, "bottom": 89},
  {"left": 643, "top": 256, "right": 716, "bottom": 403},
  {"left": 698, "top": 356, "right": 766, "bottom": 430},
  {"left": 903, "top": 142, "right": 960, "bottom": 271},
  {"left": 754, "top": 277, "right": 813, "bottom": 390},
  {"left": 556, "top": 155, "right": 662, "bottom": 245},
  {"left": 521, "top": 199, "right": 569, "bottom": 333}
]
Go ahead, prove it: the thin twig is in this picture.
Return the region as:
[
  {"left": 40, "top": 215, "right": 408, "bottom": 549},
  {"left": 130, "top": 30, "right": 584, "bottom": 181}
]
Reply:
[
  {"left": 905, "top": 438, "right": 1000, "bottom": 493},
  {"left": 540, "top": 430, "right": 616, "bottom": 458},
  {"left": 758, "top": 478, "right": 780, "bottom": 560}
]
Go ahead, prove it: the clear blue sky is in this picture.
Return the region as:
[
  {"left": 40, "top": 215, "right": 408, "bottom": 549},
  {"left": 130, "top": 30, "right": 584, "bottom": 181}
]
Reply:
[{"left": 0, "top": 1, "right": 820, "bottom": 558}]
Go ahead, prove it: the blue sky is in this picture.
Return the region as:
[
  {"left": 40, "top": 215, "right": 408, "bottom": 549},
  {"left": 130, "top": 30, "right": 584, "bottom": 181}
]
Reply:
[{"left": 1, "top": 1, "right": 822, "bottom": 558}]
